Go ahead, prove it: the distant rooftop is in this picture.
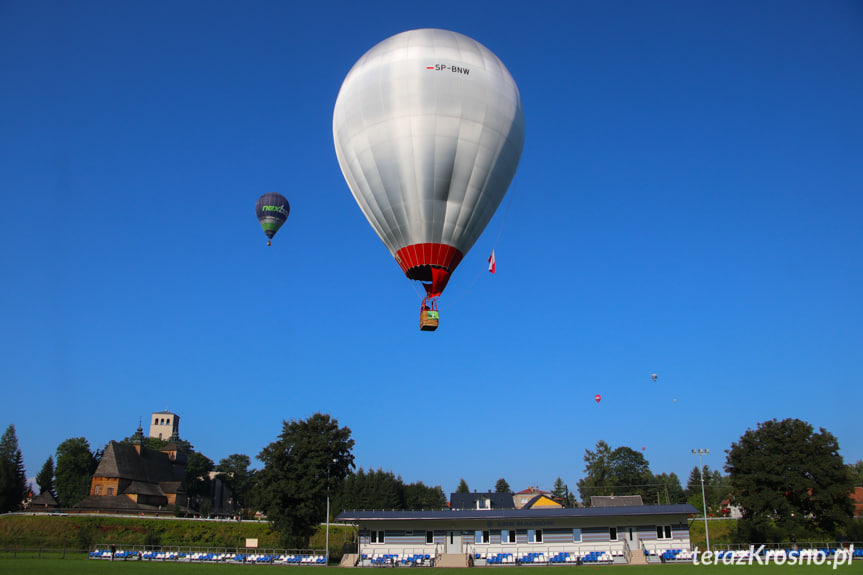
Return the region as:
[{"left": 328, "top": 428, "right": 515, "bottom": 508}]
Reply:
[{"left": 590, "top": 495, "right": 644, "bottom": 507}]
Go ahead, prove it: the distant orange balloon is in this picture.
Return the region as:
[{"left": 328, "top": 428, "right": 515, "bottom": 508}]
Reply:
[{"left": 594, "top": 394, "right": 601, "bottom": 403}]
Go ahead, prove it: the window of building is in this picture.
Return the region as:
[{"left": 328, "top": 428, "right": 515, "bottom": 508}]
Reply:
[
  {"left": 609, "top": 527, "right": 618, "bottom": 541},
  {"left": 107, "top": 487, "right": 114, "bottom": 496},
  {"left": 166, "top": 419, "right": 171, "bottom": 426},
  {"left": 370, "top": 530, "right": 385, "bottom": 544},
  {"left": 535, "top": 530, "right": 543, "bottom": 543},
  {"left": 572, "top": 528, "right": 582, "bottom": 542},
  {"left": 516, "top": 529, "right": 526, "bottom": 542},
  {"left": 94, "top": 486, "right": 100, "bottom": 495},
  {"left": 474, "top": 530, "right": 490, "bottom": 544},
  {"left": 426, "top": 531, "right": 433, "bottom": 544},
  {"left": 657, "top": 525, "right": 673, "bottom": 539},
  {"left": 154, "top": 418, "right": 158, "bottom": 425}
]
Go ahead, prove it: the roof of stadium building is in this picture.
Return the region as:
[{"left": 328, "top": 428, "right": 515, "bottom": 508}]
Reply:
[{"left": 335, "top": 503, "right": 698, "bottom": 522}]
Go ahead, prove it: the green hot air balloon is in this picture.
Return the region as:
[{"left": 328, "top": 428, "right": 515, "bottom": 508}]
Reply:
[{"left": 255, "top": 193, "right": 290, "bottom": 246}]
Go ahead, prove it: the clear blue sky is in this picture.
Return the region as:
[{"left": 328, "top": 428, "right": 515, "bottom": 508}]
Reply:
[{"left": 2, "top": 0, "right": 861, "bottom": 497}]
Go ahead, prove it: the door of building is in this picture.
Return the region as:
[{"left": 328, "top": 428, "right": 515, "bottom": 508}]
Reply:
[
  {"left": 446, "top": 531, "right": 462, "bottom": 554},
  {"left": 624, "top": 526, "right": 639, "bottom": 551}
]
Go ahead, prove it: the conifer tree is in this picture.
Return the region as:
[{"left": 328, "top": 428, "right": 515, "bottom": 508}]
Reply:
[
  {"left": 456, "top": 478, "right": 470, "bottom": 493},
  {"left": 36, "top": 456, "right": 57, "bottom": 499},
  {"left": 0, "top": 425, "right": 27, "bottom": 512}
]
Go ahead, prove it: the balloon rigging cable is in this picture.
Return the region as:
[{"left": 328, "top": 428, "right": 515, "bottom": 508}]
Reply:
[{"left": 439, "top": 169, "right": 521, "bottom": 312}]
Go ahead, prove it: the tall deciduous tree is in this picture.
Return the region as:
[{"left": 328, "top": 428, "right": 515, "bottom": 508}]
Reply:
[
  {"left": 215, "top": 453, "right": 255, "bottom": 510},
  {"left": 494, "top": 478, "right": 511, "bottom": 493},
  {"left": 183, "top": 452, "right": 214, "bottom": 511},
  {"left": 0, "top": 425, "right": 28, "bottom": 512},
  {"left": 55, "top": 437, "right": 99, "bottom": 507},
  {"left": 578, "top": 441, "right": 671, "bottom": 505},
  {"left": 726, "top": 418, "right": 854, "bottom": 541},
  {"left": 257, "top": 413, "right": 354, "bottom": 547},
  {"left": 608, "top": 446, "right": 652, "bottom": 491}
]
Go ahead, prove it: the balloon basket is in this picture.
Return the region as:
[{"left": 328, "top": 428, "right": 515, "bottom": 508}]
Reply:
[{"left": 419, "top": 298, "right": 439, "bottom": 331}]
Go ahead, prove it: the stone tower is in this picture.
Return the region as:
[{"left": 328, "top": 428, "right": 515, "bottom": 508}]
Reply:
[{"left": 149, "top": 410, "right": 179, "bottom": 441}]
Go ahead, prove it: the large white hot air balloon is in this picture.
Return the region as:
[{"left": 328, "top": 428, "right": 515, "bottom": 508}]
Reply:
[{"left": 333, "top": 29, "right": 525, "bottom": 330}]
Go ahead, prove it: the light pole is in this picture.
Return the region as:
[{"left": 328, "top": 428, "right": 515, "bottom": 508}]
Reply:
[
  {"left": 325, "top": 459, "right": 337, "bottom": 567},
  {"left": 692, "top": 448, "right": 710, "bottom": 552}
]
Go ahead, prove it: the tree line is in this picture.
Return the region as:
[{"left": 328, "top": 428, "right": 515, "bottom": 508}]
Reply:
[{"left": 2, "top": 415, "right": 862, "bottom": 546}]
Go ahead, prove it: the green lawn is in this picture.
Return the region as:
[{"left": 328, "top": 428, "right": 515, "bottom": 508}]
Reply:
[{"left": 1, "top": 560, "right": 862, "bottom": 575}]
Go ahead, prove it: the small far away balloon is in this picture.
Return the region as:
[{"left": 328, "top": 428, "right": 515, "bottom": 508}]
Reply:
[
  {"left": 594, "top": 394, "right": 601, "bottom": 404},
  {"left": 255, "top": 193, "right": 290, "bottom": 246}
]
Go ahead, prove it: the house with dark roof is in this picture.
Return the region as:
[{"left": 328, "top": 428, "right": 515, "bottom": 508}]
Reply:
[
  {"left": 450, "top": 492, "right": 514, "bottom": 510},
  {"left": 29, "top": 490, "right": 60, "bottom": 511},
  {"left": 74, "top": 425, "right": 189, "bottom": 515},
  {"left": 336, "top": 503, "right": 698, "bottom": 567}
]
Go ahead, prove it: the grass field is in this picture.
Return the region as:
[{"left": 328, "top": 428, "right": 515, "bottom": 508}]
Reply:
[{"left": 1, "top": 559, "right": 862, "bottom": 575}]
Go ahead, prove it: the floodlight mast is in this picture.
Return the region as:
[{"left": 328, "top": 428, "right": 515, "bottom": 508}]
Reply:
[
  {"left": 692, "top": 448, "right": 711, "bottom": 552},
  {"left": 326, "top": 459, "right": 337, "bottom": 567}
]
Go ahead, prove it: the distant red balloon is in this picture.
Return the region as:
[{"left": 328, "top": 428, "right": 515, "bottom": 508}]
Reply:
[
  {"left": 594, "top": 394, "right": 601, "bottom": 403},
  {"left": 642, "top": 446, "right": 646, "bottom": 451}
]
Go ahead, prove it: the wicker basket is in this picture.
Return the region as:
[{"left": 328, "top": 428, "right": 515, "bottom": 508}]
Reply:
[{"left": 420, "top": 309, "right": 439, "bottom": 331}]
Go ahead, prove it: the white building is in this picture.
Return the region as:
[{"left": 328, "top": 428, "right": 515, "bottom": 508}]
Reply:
[{"left": 336, "top": 503, "right": 697, "bottom": 566}]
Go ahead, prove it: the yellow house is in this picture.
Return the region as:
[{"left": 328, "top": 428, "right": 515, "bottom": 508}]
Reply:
[{"left": 524, "top": 493, "right": 564, "bottom": 509}]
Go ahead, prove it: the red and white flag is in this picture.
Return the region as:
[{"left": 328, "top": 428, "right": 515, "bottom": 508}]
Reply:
[{"left": 488, "top": 250, "right": 496, "bottom": 274}]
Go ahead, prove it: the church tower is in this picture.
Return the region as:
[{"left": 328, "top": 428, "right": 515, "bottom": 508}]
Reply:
[{"left": 149, "top": 410, "right": 179, "bottom": 441}]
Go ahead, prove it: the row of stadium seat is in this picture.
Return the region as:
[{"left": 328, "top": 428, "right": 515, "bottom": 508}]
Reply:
[
  {"left": 581, "top": 550, "right": 613, "bottom": 563},
  {"left": 479, "top": 550, "right": 612, "bottom": 564},
  {"left": 644, "top": 547, "right": 690, "bottom": 561},
  {"left": 90, "top": 549, "right": 326, "bottom": 564},
  {"left": 361, "top": 553, "right": 433, "bottom": 566}
]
